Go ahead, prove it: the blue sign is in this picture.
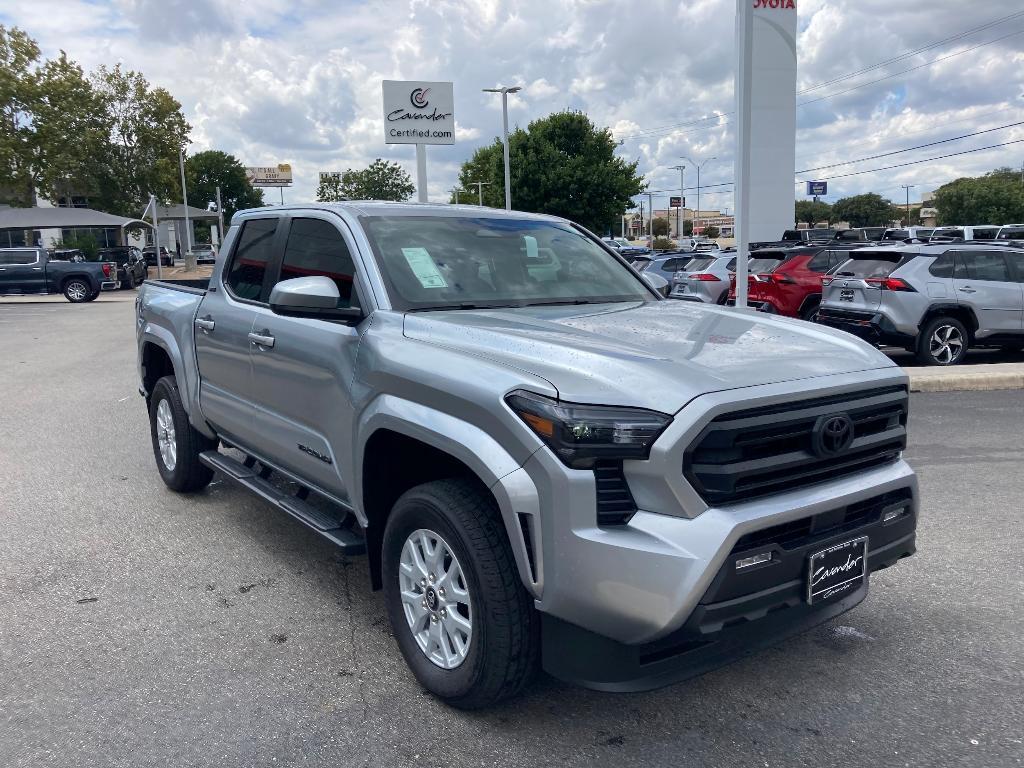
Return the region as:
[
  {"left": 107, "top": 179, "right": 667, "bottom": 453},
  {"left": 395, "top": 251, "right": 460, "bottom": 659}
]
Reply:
[{"left": 807, "top": 181, "right": 827, "bottom": 196}]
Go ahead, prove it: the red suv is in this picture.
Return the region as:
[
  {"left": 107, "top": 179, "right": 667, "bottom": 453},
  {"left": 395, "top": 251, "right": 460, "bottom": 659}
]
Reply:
[{"left": 729, "top": 246, "right": 863, "bottom": 320}]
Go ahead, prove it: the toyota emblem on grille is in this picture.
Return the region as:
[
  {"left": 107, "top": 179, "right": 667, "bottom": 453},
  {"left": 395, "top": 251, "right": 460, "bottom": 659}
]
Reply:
[{"left": 812, "top": 413, "right": 855, "bottom": 457}]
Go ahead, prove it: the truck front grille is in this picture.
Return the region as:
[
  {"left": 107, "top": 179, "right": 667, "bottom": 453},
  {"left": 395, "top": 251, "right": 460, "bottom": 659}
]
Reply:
[{"left": 684, "top": 386, "right": 908, "bottom": 506}]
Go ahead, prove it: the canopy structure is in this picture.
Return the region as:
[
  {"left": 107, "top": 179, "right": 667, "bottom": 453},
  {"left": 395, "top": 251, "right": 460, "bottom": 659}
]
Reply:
[
  {"left": 155, "top": 203, "right": 218, "bottom": 221},
  {"left": 0, "top": 205, "right": 142, "bottom": 230}
]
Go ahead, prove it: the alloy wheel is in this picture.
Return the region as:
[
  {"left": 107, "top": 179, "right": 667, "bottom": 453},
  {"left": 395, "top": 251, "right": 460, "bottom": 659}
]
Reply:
[
  {"left": 398, "top": 528, "right": 473, "bottom": 669},
  {"left": 155, "top": 398, "right": 177, "bottom": 470},
  {"left": 67, "top": 281, "right": 87, "bottom": 301},
  {"left": 929, "top": 324, "right": 964, "bottom": 364}
]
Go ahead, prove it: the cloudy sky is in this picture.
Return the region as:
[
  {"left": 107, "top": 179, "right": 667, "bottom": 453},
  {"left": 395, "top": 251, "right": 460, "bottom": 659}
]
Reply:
[{"left": 3, "top": 0, "right": 1023, "bottom": 212}]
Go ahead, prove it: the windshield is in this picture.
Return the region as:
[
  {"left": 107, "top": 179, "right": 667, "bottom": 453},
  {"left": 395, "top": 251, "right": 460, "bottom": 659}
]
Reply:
[{"left": 362, "top": 216, "right": 654, "bottom": 311}]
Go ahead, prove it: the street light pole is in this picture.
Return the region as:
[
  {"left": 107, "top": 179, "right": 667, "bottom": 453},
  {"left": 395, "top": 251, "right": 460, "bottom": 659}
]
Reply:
[
  {"left": 900, "top": 184, "right": 915, "bottom": 225},
  {"left": 683, "top": 155, "right": 717, "bottom": 237},
  {"left": 483, "top": 85, "right": 522, "bottom": 210},
  {"left": 672, "top": 163, "right": 686, "bottom": 237},
  {"left": 647, "top": 190, "right": 654, "bottom": 246},
  {"left": 178, "top": 149, "right": 192, "bottom": 254}
]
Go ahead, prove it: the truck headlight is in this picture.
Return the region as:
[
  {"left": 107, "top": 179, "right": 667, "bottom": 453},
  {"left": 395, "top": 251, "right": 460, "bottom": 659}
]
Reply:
[{"left": 505, "top": 390, "right": 671, "bottom": 469}]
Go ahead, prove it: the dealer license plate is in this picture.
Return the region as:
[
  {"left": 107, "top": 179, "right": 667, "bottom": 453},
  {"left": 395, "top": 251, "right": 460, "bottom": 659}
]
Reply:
[
  {"left": 807, "top": 536, "right": 868, "bottom": 604},
  {"left": 839, "top": 289, "right": 855, "bottom": 301}
]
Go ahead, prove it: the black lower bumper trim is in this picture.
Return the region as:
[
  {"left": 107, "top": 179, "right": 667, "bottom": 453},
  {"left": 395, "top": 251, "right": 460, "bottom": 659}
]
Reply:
[{"left": 541, "top": 533, "right": 915, "bottom": 693}]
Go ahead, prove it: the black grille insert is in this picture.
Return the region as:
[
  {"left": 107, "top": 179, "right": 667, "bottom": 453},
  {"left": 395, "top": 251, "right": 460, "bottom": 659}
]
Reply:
[
  {"left": 685, "top": 386, "right": 908, "bottom": 506},
  {"left": 593, "top": 461, "right": 636, "bottom": 525}
]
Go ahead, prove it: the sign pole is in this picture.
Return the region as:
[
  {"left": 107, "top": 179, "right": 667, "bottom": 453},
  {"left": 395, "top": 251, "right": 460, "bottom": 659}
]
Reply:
[
  {"left": 416, "top": 144, "right": 428, "bottom": 202},
  {"left": 735, "top": 0, "right": 754, "bottom": 310},
  {"left": 151, "top": 194, "right": 162, "bottom": 281}
]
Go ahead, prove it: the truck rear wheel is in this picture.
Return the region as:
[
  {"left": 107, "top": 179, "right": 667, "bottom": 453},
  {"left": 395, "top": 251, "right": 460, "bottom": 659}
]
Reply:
[
  {"left": 149, "top": 375, "right": 216, "bottom": 492},
  {"left": 382, "top": 479, "right": 539, "bottom": 709},
  {"left": 63, "top": 279, "right": 90, "bottom": 302}
]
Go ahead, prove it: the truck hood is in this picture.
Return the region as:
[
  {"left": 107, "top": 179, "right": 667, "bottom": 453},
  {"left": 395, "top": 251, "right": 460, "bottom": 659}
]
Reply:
[{"left": 403, "top": 301, "right": 897, "bottom": 413}]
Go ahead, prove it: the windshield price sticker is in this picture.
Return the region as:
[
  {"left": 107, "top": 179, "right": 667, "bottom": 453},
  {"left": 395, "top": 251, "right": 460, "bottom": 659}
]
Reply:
[{"left": 401, "top": 247, "right": 448, "bottom": 289}]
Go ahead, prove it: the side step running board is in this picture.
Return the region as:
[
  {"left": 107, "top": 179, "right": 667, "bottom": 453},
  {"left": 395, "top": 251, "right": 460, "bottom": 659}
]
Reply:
[{"left": 200, "top": 451, "right": 365, "bottom": 555}]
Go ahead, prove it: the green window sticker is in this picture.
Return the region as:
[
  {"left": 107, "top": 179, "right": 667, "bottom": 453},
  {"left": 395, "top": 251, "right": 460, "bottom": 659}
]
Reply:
[{"left": 401, "top": 247, "right": 448, "bottom": 289}]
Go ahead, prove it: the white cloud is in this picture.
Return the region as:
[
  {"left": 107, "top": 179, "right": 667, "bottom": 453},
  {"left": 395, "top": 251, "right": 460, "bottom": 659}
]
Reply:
[{"left": 3, "top": 0, "right": 1023, "bottom": 211}]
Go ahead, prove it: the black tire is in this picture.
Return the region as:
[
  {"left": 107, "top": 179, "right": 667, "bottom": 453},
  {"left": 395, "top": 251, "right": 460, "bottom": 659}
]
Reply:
[
  {"left": 800, "top": 300, "right": 820, "bottom": 322},
  {"left": 122, "top": 272, "right": 136, "bottom": 290},
  {"left": 716, "top": 290, "right": 729, "bottom": 305},
  {"left": 149, "top": 375, "right": 216, "bottom": 492},
  {"left": 63, "top": 278, "right": 91, "bottom": 303},
  {"left": 382, "top": 479, "right": 539, "bottom": 709},
  {"left": 916, "top": 316, "right": 968, "bottom": 366},
  {"left": 84, "top": 290, "right": 100, "bottom": 302}
]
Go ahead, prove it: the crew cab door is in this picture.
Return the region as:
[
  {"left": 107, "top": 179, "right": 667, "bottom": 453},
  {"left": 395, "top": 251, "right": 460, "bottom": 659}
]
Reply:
[
  {"left": 0, "top": 249, "right": 45, "bottom": 293},
  {"left": 953, "top": 250, "right": 1023, "bottom": 335},
  {"left": 247, "top": 214, "right": 367, "bottom": 502},
  {"left": 194, "top": 217, "right": 281, "bottom": 447}
]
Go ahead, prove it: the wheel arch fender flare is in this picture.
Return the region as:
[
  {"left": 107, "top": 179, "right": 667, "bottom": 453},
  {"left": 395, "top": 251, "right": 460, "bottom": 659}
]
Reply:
[
  {"left": 919, "top": 303, "right": 977, "bottom": 337},
  {"left": 355, "top": 395, "right": 542, "bottom": 598},
  {"left": 139, "top": 328, "right": 216, "bottom": 439}
]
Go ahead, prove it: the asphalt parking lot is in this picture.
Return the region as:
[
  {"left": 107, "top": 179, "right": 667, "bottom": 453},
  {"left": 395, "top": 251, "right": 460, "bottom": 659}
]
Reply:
[{"left": 1, "top": 296, "right": 1021, "bottom": 768}]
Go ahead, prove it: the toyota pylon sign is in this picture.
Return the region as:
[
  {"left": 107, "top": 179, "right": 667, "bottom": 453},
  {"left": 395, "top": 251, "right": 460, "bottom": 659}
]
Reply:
[{"left": 382, "top": 80, "right": 455, "bottom": 145}]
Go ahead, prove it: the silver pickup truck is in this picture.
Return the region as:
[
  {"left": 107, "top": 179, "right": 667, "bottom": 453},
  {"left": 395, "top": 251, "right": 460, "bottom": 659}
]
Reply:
[{"left": 136, "top": 202, "right": 918, "bottom": 708}]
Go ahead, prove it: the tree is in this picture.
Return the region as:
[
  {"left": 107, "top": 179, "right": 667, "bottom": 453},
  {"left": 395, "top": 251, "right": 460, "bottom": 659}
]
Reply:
[
  {"left": 794, "top": 199, "right": 832, "bottom": 226},
  {"left": 702, "top": 225, "right": 720, "bottom": 239},
  {"left": 317, "top": 174, "right": 345, "bottom": 202},
  {"left": 652, "top": 216, "right": 669, "bottom": 236},
  {"left": 682, "top": 219, "right": 693, "bottom": 236},
  {"left": 318, "top": 158, "right": 414, "bottom": 202},
  {"left": 831, "top": 193, "right": 895, "bottom": 227},
  {"left": 91, "top": 64, "right": 190, "bottom": 216},
  {"left": 186, "top": 150, "right": 263, "bottom": 224},
  {"left": 452, "top": 111, "right": 645, "bottom": 232},
  {"left": 933, "top": 168, "right": 1024, "bottom": 225},
  {"left": 0, "top": 25, "right": 40, "bottom": 205}
]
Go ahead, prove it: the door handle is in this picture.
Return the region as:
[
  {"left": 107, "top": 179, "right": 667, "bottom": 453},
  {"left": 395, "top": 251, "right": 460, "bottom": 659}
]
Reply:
[
  {"left": 32, "top": 267, "right": 42, "bottom": 271},
  {"left": 958, "top": 286, "right": 976, "bottom": 294},
  {"left": 195, "top": 316, "right": 215, "bottom": 332},
  {"left": 248, "top": 331, "right": 275, "bottom": 348}
]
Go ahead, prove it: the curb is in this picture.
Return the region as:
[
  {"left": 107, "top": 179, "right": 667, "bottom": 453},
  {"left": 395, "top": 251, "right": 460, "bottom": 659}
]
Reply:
[{"left": 905, "top": 364, "right": 1024, "bottom": 393}]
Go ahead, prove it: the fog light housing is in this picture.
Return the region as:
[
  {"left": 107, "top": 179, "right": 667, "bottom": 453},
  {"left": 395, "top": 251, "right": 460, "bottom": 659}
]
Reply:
[
  {"left": 883, "top": 505, "right": 909, "bottom": 524},
  {"left": 736, "top": 551, "right": 773, "bottom": 570}
]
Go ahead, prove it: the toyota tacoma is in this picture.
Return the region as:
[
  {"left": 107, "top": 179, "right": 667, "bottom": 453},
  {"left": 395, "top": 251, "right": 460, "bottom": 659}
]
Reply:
[{"left": 136, "top": 202, "right": 918, "bottom": 708}]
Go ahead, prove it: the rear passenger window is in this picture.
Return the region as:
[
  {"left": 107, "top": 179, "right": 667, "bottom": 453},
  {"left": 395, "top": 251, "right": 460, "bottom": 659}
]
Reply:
[
  {"left": 1004, "top": 252, "right": 1024, "bottom": 283},
  {"left": 960, "top": 251, "right": 1010, "bottom": 282},
  {"left": 806, "top": 251, "right": 830, "bottom": 272},
  {"left": 226, "top": 218, "right": 278, "bottom": 301},
  {"left": 279, "top": 218, "right": 358, "bottom": 307},
  {"left": 0, "top": 249, "right": 38, "bottom": 265},
  {"left": 928, "top": 252, "right": 955, "bottom": 278}
]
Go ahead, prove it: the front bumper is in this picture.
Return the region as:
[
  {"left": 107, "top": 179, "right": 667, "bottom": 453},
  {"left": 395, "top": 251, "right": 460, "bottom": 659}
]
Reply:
[{"left": 542, "top": 492, "right": 916, "bottom": 691}]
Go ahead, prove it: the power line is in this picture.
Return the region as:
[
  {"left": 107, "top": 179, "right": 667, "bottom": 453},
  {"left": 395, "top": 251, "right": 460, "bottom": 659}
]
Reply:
[
  {"left": 796, "top": 120, "right": 1024, "bottom": 174},
  {"left": 797, "top": 10, "right": 1024, "bottom": 94},
  {"left": 616, "top": 22, "right": 1024, "bottom": 142}
]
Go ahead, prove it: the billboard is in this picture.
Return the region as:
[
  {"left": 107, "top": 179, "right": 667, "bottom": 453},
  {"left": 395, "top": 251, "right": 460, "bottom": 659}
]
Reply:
[
  {"left": 670, "top": 196, "right": 685, "bottom": 208},
  {"left": 245, "top": 164, "right": 293, "bottom": 187},
  {"left": 806, "top": 181, "right": 827, "bottom": 196},
  {"left": 382, "top": 80, "right": 455, "bottom": 145}
]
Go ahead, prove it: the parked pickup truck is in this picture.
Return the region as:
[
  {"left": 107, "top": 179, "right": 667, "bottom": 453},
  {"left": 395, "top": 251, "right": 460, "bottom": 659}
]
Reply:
[
  {"left": 1, "top": 246, "right": 119, "bottom": 301},
  {"left": 136, "top": 202, "right": 918, "bottom": 708}
]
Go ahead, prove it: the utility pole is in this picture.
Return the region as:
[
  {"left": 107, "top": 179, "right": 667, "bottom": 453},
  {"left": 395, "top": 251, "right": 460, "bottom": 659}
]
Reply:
[
  {"left": 639, "top": 199, "right": 644, "bottom": 242},
  {"left": 683, "top": 156, "right": 717, "bottom": 237},
  {"left": 469, "top": 181, "right": 491, "bottom": 206},
  {"left": 672, "top": 163, "right": 686, "bottom": 238},
  {"left": 647, "top": 190, "right": 654, "bottom": 245},
  {"left": 482, "top": 85, "right": 523, "bottom": 210},
  {"left": 900, "top": 184, "right": 916, "bottom": 225}
]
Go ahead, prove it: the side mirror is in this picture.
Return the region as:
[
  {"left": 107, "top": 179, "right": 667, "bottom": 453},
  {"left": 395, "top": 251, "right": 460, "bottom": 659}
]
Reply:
[
  {"left": 269, "top": 276, "right": 363, "bottom": 322},
  {"left": 642, "top": 272, "right": 670, "bottom": 297}
]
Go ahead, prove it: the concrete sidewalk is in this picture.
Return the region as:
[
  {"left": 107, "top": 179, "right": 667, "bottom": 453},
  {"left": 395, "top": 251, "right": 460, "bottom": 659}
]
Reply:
[{"left": 905, "top": 362, "right": 1024, "bottom": 392}]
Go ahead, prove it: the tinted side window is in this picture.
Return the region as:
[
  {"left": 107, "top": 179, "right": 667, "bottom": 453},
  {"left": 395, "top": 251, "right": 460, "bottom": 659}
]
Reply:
[
  {"left": 226, "top": 218, "right": 278, "bottom": 301},
  {"left": 929, "top": 251, "right": 955, "bottom": 278},
  {"left": 961, "top": 251, "right": 1009, "bottom": 282},
  {"left": 726, "top": 258, "right": 737, "bottom": 271},
  {"left": 0, "top": 249, "right": 39, "bottom": 265},
  {"left": 279, "top": 218, "right": 358, "bottom": 307},
  {"left": 806, "top": 251, "right": 830, "bottom": 272},
  {"left": 1004, "top": 251, "right": 1024, "bottom": 283}
]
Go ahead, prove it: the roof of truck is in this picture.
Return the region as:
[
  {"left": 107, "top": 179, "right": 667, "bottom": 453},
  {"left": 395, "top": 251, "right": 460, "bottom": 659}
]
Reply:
[{"left": 233, "top": 201, "right": 566, "bottom": 223}]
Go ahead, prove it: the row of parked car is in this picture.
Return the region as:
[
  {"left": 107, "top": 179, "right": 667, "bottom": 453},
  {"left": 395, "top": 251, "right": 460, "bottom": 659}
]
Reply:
[
  {"left": 0, "top": 242, "right": 219, "bottom": 302},
  {"left": 646, "top": 226, "right": 1024, "bottom": 365}
]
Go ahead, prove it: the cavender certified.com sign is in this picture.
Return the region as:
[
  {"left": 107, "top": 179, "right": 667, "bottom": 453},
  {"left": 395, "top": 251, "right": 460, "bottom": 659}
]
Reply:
[{"left": 382, "top": 80, "right": 455, "bottom": 145}]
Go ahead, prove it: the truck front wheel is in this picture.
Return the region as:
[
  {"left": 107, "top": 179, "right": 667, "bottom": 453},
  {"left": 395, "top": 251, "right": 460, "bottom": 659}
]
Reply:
[
  {"left": 149, "top": 376, "right": 216, "bottom": 492},
  {"left": 382, "top": 479, "right": 539, "bottom": 709}
]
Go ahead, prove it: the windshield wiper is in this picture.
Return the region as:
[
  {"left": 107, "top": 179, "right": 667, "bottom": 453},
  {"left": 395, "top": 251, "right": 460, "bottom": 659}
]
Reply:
[
  {"left": 407, "top": 302, "right": 520, "bottom": 312},
  {"left": 521, "top": 298, "right": 610, "bottom": 307}
]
